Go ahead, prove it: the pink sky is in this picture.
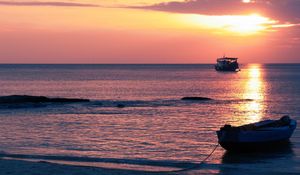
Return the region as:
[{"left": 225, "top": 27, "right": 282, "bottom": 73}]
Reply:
[{"left": 1, "top": 0, "right": 300, "bottom": 63}]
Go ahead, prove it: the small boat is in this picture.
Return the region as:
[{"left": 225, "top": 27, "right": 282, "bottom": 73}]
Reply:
[
  {"left": 215, "top": 56, "right": 240, "bottom": 72},
  {"left": 217, "top": 116, "right": 297, "bottom": 151}
]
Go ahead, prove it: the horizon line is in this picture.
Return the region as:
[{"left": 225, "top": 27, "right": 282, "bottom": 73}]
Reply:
[{"left": 0, "top": 63, "right": 300, "bottom": 65}]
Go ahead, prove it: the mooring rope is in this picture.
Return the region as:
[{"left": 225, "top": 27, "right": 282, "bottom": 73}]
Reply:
[
  {"left": 171, "top": 143, "right": 220, "bottom": 173},
  {"left": 153, "top": 142, "right": 220, "bottom": 174}
]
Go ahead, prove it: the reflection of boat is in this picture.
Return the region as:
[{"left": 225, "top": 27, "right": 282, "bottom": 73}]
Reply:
[
  {"left": 217, "top": 116, "right": 297, "bottom": 152},
  {"left": 215, "top": 56, "right": 240, "bottom": 72}
]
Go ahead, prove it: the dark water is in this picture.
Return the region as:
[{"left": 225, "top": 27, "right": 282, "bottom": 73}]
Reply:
[{"left": 0, "top": 64, "right": 299, "bottom": 173}]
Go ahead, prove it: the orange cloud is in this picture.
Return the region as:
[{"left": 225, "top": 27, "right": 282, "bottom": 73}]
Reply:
[
  {"left": 0, "top": 1, "right": 98, "bottom": 7},
  {"left": 131, "top": 0, "right": 300, "bottom": 23}
]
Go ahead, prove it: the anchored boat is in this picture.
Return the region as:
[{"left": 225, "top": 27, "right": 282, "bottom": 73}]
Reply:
[
  {"left": 215, "top": 56, "right": 240, "bottom": 72},
  {"left": 217, "top": 116, "right": 297, "bottom": 152}
]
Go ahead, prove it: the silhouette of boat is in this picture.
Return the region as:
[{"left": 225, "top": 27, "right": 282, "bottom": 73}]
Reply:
[
  {"left": 215, "top": 56, "right": 240, "bottom": 72},
  {"left": 217, "top": 116, "right": 297, "bottom": 152}
]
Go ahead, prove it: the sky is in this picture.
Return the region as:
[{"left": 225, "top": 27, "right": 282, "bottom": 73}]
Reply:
[{"left": 1, "top": 0, "right": 300, "bottom": 63}]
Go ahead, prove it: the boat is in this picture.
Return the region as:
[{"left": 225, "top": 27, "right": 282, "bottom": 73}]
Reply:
[
  {"left": 215, "top": 56, "right": 240, "bottom": 72},
  {"left": 216, "top": 116, "right": 297, "bottom": 152}
]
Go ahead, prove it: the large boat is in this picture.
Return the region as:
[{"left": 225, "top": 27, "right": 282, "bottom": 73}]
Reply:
[
  {"left": 215, "top": 56, "right": 240, "bottom": 72},
  {"left": 216, "top": 116, "right": 297, "bottom": 152}
]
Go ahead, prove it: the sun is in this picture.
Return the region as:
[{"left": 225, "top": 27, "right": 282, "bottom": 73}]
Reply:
[
  {"left": 181, "top": 13, "right": 277, "bottom": 35},
  {"left": 222, "top": 14, "right": 276, "bottom": 35}
]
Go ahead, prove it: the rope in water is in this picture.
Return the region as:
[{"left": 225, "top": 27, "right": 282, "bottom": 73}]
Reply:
[
  {"left": 171, "top": 143, "right": 220, "bottom": 173},
  {"left": 154, "top": 142, "right": 220, "bottom": 173}
]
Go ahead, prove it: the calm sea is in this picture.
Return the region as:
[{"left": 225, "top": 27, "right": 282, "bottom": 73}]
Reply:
[{"left": 0, "top": 64, "right": 299, "bottom": 173}]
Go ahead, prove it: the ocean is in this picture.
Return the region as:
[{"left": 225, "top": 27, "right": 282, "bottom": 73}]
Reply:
[{"left": 0, "top": 64, "right": 299, "bottom": 173}]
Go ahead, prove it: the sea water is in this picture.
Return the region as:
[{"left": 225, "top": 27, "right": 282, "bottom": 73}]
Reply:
[{"left": 0, "top": 64, "right": 299, "bottom": 173}]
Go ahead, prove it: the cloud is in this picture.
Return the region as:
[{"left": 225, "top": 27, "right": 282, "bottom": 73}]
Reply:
[
  {"left": 132, "top": 0, "right": 300, "bottom": 23},
  {"left": 0, "top": 1, "right": 98, "bottom": 7}
]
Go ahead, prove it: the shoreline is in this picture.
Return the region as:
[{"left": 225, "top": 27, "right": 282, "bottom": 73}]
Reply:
[
  {"left": 1, "top": 153, "right": 299, "bottom": 175},
  {"left": 0, "top": 158, "right": 157, "bottom": 175}
]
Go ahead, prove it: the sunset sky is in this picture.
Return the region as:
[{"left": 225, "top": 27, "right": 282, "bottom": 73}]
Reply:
[{"left": 1, "top": 0, "right": 300, "bottom": 63}]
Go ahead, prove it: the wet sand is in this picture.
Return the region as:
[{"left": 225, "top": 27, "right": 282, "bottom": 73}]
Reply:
[
  {"left": 0, "top": 158, "right": 153, "bottom": 175},
  {"left": 1, "top": 143, "right": 300, "bottom": 175}
]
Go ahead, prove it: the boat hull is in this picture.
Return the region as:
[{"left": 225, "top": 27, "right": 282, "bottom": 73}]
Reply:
[
  {"left": 217, "top": 118, "right": 297, "bottom": 152},
  {"left": 219, "top": 139, "right": 291, "bottom": 152},
  {"left": 215, "top": 65, "right": 240, "bottom": 72}
]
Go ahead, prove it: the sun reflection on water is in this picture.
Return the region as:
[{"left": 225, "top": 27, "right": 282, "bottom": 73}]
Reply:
[{"left": 240, "top": 64, "right": 265, "bottom": 124}]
